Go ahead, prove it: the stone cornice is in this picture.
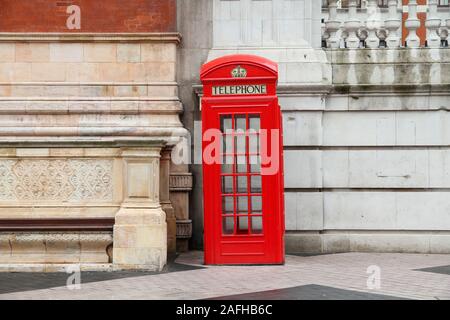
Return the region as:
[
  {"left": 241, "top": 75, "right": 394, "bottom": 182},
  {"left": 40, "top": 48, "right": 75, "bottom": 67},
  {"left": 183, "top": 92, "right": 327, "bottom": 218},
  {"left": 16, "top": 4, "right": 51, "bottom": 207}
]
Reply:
[
  {"left": 194, "top": 83, "right": 334, "bottom": 97},
  {"left": 194, "top": 83, "right": 450, "bottom": 96},
  {"left": 332, "top": 84, "right": 450, "bottom": 94},
  {"left": 0, "top": 32, "right": 182, "bottom": 43}
]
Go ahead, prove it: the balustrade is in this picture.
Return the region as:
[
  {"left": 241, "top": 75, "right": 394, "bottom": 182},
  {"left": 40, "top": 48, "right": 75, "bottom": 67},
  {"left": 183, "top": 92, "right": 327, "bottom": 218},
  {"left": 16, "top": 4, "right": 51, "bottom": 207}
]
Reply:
[{"left": 322, "top": 0, "right": 450, "bottom": 48}]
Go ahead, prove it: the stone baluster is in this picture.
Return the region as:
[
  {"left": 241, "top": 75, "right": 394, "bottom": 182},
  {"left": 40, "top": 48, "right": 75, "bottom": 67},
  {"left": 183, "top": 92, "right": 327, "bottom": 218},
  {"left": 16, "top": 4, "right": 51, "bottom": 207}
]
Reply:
[
  {"left": 344, "top": 0, "right": 362, "bottom": 48},
  {"left": 377, "top": 28, "right": 388, "bottom": 48},
  {"left": 366, "top": 0, "right": 381, "bottom": 48},
  {"left": 358, "top": 28, "right": 368, "bottom": 47},
  {"left": 441, "top": 19, "right": 450, "bottom": 47},
  {"left": 440, "top": 24, "right": 449, "bottom": 47},
  {"left": 325, "top": 0, "right": 341, "bottom": 48},
  {"left": 341, "top": 29, "right": 349, "bottom": 48},
  {"left": 322, "top": 18, "right": 330, "bottom": 48},
  {"left": 425, "top": 0, "right": 441, "bottom": 48},
  {"left": 405, "top": 0, "right": 421, "bottom": 48},
  {"left": 385, "top": 0, "right": 401, "bottom": 48}
]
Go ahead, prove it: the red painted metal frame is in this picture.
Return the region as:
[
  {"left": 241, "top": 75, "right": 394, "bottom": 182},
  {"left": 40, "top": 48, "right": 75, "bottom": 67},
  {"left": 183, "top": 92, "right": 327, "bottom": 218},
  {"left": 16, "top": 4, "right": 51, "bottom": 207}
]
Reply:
[{"left": 201, "top": 55, "right": 285, "bottom": 265}]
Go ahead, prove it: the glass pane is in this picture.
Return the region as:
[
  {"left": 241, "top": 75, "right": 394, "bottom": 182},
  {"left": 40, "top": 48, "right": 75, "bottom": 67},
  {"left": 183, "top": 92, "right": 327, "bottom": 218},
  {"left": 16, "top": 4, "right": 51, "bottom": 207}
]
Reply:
[
  {"left": 237, "top": 196, "right": 248, "bottom": 213},
  {"left": 223, "top": 135, "right": 233, "bottom": 154},
  {"left": 224, "top": 153, "right": 234, "bottom": 163},
  {"left": 222, "top": 196, "right": 234, "bottom": 214},
  {"left": 238, "top": 216, "right": 248, "bottom": 232},
  {"left": 222, "top": 163, "right": 233, "bottom": 174},
  {"left": 221, "top": 176, "right": 233, "bottom": 194},
  {"left": 249, "top": 155, "right": 260, "bottom": 173},
  {"left": 249, "top": 134, "right": 259, "bottom": 154},
  {"left": 250, "top": 175, "right": 261, "bottom": 193},
  {"left": 250, "top": 196, "right": 262, "bottom": 213},
  {"left": 236, "top": 155, "right": 247, "bottom": 173},
  {"left": 235, "top": 135, "right": 246, "bottom": 154},
  {"left": 235, "top": 115, "right": 246, "bottom": 131},
  {"left": 222, "top": 216, "right": 234, "bottom": 235},
  {"left": 237, "top": 175, "right": 247, "bottom": 193},
  {"left": 251, "top": 216, "right": 263, "bottom": 234},
  {"left": 249, "top": 115, "right": 260, "bottom": 131},
  {"left": 221, "top": 115, "right": 232, "bottom": 133}
]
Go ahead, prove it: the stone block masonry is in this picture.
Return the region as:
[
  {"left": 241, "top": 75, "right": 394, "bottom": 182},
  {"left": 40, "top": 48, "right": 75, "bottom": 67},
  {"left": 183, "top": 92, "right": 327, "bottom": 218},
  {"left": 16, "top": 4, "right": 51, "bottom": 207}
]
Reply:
[
  {"left": 0, "top": 27, "right": 186, "bottom": 269},
  {"left": 187, "top": 0, "right": 450, "bottom": 255}
]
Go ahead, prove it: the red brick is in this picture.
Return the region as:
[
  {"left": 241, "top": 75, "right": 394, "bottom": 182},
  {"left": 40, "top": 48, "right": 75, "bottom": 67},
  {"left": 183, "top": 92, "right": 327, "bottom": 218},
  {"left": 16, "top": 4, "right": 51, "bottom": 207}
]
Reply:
[{"left": 0, "top": 0, "right": 176, "bottom": 33}]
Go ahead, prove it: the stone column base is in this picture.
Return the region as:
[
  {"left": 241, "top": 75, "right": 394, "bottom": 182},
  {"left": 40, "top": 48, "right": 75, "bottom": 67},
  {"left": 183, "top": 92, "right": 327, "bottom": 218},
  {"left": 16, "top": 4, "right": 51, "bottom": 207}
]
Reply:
[{"left": 113, "top": 207, "right": 167, "bottom": 271}]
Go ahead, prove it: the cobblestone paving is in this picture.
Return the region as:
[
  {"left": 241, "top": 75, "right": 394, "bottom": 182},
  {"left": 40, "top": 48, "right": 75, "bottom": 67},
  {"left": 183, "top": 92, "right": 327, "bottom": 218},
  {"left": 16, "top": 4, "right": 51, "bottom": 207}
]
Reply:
[{"left": 0, "top": 252, "right": 449, "bottom": 300}]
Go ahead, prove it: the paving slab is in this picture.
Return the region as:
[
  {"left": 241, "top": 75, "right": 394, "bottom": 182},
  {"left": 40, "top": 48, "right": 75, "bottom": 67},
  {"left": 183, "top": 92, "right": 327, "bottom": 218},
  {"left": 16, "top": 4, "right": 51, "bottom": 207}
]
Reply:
[{"left": 0, "top": 252, "right": 448, "bottom": 300}]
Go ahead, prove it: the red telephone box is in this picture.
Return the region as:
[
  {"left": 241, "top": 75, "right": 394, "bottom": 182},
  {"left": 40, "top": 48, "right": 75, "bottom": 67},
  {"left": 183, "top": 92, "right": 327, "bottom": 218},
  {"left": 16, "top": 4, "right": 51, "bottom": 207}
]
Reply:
[{"left": 200, "top": 54, "right": 285, "bottom": 265}]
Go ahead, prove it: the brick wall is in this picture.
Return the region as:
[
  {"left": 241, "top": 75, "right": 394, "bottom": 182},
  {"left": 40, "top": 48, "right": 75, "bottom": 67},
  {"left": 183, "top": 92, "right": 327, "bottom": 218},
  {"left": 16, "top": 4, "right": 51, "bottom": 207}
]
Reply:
[{"left": 0, "top": 0, "right": 176, "bottom": 32}]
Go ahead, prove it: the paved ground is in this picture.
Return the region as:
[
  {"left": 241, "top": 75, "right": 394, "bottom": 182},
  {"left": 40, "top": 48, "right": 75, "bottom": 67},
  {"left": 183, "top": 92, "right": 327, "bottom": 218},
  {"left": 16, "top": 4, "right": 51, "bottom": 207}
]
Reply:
[{"left": 0, "top": 251, "right": 449, "bottom": 300}]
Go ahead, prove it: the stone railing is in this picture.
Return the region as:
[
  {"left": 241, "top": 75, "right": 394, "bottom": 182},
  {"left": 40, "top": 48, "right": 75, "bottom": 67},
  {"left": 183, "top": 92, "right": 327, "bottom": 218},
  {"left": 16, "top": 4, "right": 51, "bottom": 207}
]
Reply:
[{"left": 322, "top": 0, "right": 450, "bottom": 48}]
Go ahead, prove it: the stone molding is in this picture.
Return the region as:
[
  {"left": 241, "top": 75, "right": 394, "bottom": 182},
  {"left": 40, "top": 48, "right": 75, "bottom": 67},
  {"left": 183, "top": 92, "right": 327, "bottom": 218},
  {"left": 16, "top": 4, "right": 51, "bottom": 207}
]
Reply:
[
  {"left": 0, "top": 33, "right": 182, "bottom": 43},
  {"left": 169, "top": 173, "right": 193, "bottom": 191},
  {"left": 0, "top": 231, "right": 113, "bottom": 264},
  {"left": 176, "top": 219, "right": 193, "bottom": 239}
]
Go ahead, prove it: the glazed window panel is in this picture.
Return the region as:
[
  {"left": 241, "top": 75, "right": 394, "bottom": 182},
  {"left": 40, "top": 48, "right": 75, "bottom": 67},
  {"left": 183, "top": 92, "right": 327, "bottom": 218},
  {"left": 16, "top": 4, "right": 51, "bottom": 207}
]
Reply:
[
  {"left": 250, "top": 175, "right": 262, "bottom": 193},
  {"left": 237, "top": 175, "right": 247, "bottom": 193},
  {"left": 222, "top": 216, "right": 234, "bottom": 235},
  {"left": 222, "top": 176, "right": 233, "bottom": 194},
  {"left": 251, "top": 216, "right": 263, "bottom": 234},
  {"left": 219, "top": 113, "right": 263, "bottom": 235},
  {"left": 222, "top": 196, "right": 234, "bottom": 214}
]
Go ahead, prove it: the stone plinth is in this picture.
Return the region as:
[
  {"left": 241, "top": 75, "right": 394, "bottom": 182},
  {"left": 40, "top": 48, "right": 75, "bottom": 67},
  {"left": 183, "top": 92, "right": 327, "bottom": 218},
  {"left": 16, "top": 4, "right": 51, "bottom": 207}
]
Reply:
[{"left": 113, "top": 148, "right": 167, "bottom": 270}]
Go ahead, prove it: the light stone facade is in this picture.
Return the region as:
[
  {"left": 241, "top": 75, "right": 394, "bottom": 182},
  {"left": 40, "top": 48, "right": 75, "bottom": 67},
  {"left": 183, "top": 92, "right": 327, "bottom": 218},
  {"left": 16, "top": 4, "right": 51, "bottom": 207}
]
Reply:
[
  {"left": 185, "top": 0, "right": 450, "bottom": 254},
  {"left": 1, "top": 1, "right": 449, "bottom": 271},
  {"left": 0, "top": 33, "right": 190, "bottom": 271}
]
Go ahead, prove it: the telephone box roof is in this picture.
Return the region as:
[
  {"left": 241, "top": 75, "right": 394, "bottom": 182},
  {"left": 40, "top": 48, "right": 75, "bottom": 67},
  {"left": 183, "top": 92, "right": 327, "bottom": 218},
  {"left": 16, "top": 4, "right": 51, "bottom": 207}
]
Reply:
[{"left": 200, "top": 54, "right": 278, "bottom": 79}]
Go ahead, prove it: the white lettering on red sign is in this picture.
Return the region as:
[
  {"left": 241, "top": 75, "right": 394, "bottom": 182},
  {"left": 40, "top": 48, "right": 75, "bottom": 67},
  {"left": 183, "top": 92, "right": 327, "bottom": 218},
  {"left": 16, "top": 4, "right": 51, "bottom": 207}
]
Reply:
[{"left": 212, "top": 84, "right": 267, "bottom": 96}]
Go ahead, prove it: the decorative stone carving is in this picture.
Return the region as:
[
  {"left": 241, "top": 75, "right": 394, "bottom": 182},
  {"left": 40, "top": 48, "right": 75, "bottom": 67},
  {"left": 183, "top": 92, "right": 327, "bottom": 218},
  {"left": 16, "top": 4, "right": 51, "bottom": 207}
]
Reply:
[
  {"left": 405, "top": 0, "right": 421, "bottom": 48},
  {"left": 385, "top": 0, "right": 401, "bottom": 48},
  {"left": 425, "top": 0, "right": 441, "bottom": 48},
  {"left": 365, "top": 0, "right": 381, "bottom": 48},
  {"left": 439, "top": 21, "right": 449, "bottom": 47},
  {"left": 0, "top": 159, "right": 113, "bottom": 201},
  {"left": 325, "top": 0, "right": 341, "bottom": 48},
  {"left": 176, "top": 220, "right": 193, "bottom": 239},
  {"left": 344, "top": 0, "right": 362, "bottom": 49},
  {"left": 169, "top": 173, "right": 193, "bottom": 191}
]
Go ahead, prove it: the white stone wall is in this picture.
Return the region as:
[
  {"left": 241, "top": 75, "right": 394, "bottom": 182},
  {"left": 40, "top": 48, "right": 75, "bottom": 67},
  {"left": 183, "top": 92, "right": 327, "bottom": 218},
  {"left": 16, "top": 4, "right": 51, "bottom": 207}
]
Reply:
[
  {"left": 186, "top": 0, "right": 450, "bottom": 253},
  {"left": 284, "top": 48, "right": 450, "bottom": 253},
  {"left": 207, "top": 0, "right": 329, "bottom": 86},
  {"left": 213, "top": 0, "right": 322, "bottom": 48}
]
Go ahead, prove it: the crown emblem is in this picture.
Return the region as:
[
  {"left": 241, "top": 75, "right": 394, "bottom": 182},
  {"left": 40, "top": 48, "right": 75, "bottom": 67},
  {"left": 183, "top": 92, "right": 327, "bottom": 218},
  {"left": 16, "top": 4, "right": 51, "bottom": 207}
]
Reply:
[{"left": 231, "top": 65, "right": 247, "bottom": 78}]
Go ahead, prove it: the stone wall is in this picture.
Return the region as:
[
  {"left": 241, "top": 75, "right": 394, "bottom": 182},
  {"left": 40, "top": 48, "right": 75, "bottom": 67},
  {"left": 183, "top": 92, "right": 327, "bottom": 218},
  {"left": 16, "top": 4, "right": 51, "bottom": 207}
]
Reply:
[
  {"left": 0, "top": 33, "right": 186, "bottom": 270},
  {"left": 177, "top": 0, "right": 213, "bottom": 249},
  {"left": 183, "top": 0, "right": 450, "bottom": 254},
  {"left": 285, "top": 48, "right": 450, "bottom": 254}
]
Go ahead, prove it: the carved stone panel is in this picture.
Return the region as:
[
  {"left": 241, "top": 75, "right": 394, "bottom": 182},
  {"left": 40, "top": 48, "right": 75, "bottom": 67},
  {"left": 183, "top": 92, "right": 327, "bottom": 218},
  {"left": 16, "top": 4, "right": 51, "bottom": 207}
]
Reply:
[{"left": 0, "top": 159, "right": 113, "bottom": 202}]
